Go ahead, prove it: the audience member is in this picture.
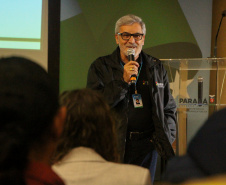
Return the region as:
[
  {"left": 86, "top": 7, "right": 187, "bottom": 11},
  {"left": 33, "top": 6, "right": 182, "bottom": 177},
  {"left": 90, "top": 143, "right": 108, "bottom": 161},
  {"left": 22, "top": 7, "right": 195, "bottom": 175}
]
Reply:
[
  {"left": 0, "top": 57, "right": 66, "bottom": 185},
  {"left": 52, "top": 89, "right": 151, "bottom": 185},
  {"left": 163, "top": 107, "right": 226, "bottom": 183}
]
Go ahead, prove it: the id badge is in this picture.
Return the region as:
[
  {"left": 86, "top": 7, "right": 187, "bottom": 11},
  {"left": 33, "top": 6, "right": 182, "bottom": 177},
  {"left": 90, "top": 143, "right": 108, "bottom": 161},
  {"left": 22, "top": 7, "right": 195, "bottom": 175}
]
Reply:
[{"left": 132, "top": 94, "right": 143, "bottom": 108}]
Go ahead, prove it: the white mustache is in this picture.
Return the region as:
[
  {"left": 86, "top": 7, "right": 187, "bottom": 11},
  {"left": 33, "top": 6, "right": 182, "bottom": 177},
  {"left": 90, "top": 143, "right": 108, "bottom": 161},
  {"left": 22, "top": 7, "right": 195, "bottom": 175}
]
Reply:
[{"left": 126, "top": 44, "right": 137, "bottom": 47}]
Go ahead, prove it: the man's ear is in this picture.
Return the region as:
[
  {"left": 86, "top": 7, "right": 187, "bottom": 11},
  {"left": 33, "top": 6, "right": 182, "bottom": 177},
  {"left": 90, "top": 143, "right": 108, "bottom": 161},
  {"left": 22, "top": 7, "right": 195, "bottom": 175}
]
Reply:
[
  {"left": 52, "top": 106, "right": 67, "bottom": 139},
  {"left": 115, "top": 34, "right": 119, "bottom": 44}
]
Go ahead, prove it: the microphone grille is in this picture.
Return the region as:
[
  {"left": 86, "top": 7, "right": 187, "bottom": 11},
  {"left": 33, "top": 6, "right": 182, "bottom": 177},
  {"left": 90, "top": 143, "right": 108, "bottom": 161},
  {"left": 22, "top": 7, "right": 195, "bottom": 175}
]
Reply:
[{"left": 127, "top": 48, "right": 135, "bottom": 56}]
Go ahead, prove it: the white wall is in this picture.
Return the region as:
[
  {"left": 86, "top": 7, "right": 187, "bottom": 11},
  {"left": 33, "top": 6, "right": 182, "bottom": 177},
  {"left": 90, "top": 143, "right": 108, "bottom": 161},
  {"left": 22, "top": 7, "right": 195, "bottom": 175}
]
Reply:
[{"left": 178, "top": 0, "right": 213, "bottom": 58}]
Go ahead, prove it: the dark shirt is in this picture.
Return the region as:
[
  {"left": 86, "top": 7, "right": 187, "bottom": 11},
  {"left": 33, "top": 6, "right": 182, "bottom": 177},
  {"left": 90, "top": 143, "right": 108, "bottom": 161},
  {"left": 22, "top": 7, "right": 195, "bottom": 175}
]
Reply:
[{"left": 127, "top": 59, "right": 154, "bottom": 132}]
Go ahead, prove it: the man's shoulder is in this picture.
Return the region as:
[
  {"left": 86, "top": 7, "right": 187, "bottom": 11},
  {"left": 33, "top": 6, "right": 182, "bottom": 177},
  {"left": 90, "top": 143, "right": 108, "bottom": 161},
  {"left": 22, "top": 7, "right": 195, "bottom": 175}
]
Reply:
[
  {"left": 142, "top": 51, "right": 162, "bottom": 67},
  {"left": 94, "top": 54, "right": 112, "bottom": 63},
  {"left": 91, "top": 48, "right": 119, "bottom": 67},
  {"left": 90, "top": 55, "right": 114, "bottom": 70}
]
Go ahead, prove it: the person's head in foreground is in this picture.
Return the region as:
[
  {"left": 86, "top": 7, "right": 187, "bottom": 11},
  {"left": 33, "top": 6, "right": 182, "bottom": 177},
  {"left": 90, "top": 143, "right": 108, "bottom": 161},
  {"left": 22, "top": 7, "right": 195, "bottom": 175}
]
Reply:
[
  {"left": 53, "top": 88, "right": 119, "bottom": 163},
  {"left": 0, "top": 57, "right": 66, "bottom": 185},
  {"left": 164, "top": 107, "right": 226, "bottom": 183}
]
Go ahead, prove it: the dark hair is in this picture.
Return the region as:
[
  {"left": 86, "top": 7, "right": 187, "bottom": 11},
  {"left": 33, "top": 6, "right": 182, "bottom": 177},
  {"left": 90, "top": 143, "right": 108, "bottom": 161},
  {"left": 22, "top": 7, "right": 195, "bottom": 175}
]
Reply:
[
  {"left": 0, "top": 57, "right": 59, "bottom": 184},
  {"left": 53, "top": 89, "right": 119, "bottom": 163}
]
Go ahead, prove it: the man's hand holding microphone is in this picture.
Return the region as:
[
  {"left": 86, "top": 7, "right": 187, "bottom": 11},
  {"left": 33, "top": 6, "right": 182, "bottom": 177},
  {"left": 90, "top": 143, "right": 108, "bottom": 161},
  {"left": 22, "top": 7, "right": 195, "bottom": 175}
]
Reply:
[{"left": 123, "top": 48, "right": 139, "bottom": 84}]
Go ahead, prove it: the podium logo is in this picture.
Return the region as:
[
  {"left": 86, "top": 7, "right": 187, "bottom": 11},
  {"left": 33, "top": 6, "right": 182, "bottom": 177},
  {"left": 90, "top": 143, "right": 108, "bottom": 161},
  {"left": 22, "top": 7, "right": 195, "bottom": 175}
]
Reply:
[{"left": 179, "top": 98, "right": 208, "bottom": 105}]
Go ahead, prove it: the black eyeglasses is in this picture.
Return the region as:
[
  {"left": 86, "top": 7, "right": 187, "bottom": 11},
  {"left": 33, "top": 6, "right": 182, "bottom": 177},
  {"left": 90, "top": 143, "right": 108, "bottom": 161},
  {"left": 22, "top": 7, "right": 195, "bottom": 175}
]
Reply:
[{"left": 117, "top": 32, "right": 144, "bottom": 41}]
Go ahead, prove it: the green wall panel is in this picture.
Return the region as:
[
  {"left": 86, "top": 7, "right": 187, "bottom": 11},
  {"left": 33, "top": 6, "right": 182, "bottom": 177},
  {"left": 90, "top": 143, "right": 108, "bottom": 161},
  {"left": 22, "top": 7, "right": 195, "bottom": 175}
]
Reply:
[{"left": 60, "top": 0, "right": 201, "bottom": 92}]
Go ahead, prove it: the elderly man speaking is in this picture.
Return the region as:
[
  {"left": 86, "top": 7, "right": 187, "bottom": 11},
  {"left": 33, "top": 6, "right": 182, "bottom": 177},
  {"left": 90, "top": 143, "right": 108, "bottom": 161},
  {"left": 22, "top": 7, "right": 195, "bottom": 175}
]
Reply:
[{"left": 87, "top": 14, "right": 177, "bottom": 182}]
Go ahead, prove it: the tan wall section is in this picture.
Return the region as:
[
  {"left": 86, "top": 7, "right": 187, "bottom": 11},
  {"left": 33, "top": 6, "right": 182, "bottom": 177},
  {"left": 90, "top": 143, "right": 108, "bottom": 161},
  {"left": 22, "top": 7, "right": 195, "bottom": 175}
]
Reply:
[
  {"left": 211, "top": 0, "right": 226, "bottom": 57},
  {"left": 210, "top": 1, "right": 226, "bottom": 112}
]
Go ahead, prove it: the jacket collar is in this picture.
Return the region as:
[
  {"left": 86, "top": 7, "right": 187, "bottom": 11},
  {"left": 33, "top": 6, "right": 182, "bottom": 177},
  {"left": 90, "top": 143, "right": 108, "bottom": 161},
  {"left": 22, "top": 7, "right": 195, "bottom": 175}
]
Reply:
[{"left": 57, "top": 147, "right": 106, "bottom": 164}]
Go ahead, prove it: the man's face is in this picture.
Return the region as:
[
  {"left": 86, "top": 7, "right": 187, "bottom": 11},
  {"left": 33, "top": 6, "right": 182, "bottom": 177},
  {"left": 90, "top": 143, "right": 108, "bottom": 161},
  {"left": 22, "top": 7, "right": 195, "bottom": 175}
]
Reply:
[{"left": 115, "top": 22, "right": 145, "bottom": 62}]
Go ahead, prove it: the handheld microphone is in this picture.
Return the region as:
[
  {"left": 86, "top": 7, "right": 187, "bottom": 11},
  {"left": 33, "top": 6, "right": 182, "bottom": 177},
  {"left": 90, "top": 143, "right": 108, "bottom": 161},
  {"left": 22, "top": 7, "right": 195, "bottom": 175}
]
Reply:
[
  {"left": 198, "top": 76, "right": 203, "bottom": 106},
  {"left": 127, "top": 48, "right": 135, "bottom": 61},
  {"left": 127, "top": 48, "right": 136, "bottom": 84}
]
